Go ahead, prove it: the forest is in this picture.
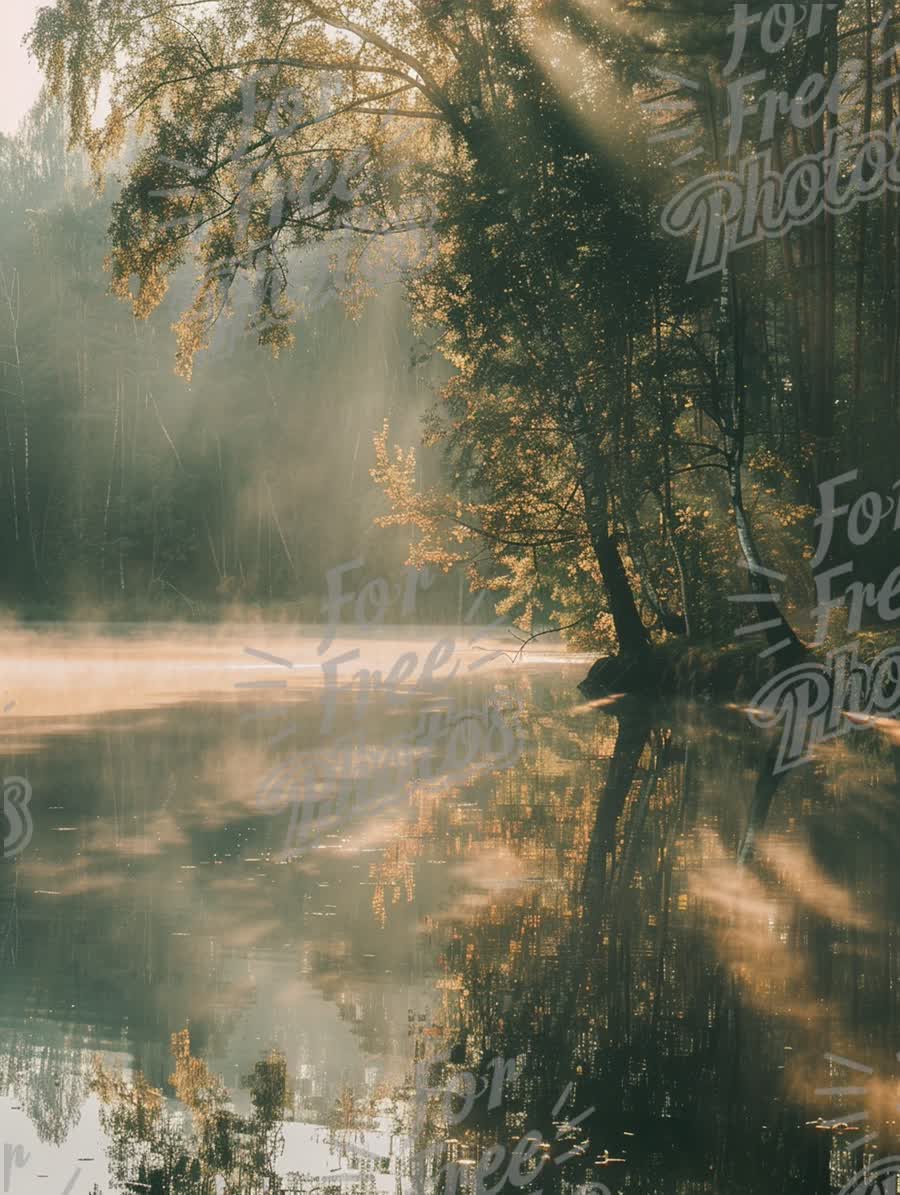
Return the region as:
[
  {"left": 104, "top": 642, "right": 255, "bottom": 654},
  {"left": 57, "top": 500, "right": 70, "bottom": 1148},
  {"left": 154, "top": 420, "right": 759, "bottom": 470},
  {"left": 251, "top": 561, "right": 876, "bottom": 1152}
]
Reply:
[
  {"left": 6, "top": 5, "right": 900, "bottom": 1193},
  {"left": 5, "top": 0, "right": 900, "bottom": 670}
]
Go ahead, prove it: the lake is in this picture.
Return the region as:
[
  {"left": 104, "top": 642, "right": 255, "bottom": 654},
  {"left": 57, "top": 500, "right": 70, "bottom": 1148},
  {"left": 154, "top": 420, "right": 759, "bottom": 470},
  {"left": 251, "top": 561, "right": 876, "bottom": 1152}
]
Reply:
[{"left": 1, "top": 626, "right": 898, "bottom": 1195}]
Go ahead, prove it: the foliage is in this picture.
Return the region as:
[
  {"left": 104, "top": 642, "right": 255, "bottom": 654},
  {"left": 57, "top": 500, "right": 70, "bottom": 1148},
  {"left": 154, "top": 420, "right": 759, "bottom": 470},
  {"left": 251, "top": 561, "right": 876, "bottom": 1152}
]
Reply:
[
  {"left": 91, "top": 1029, "right": 290, "bottom": 1194},
  {"left": 21, "top": 0, "right": 900, "bottom": 656}
]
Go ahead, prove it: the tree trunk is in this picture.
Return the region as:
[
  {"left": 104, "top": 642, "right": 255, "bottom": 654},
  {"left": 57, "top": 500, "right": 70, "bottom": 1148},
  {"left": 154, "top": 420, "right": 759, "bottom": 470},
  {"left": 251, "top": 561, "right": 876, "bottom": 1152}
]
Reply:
[
  {"left": 852, "top": 0, "right": 874, "bottom": 422},
  {"left": 726, "top": 271, "right": 805, "bottom": 660},
  {"left": 577, "top": 439, "right": 650, "bottom": 659},
  {"left": 727, "top": 451, "right": 805, "bottom": 661},
  {"left": 510, "top": 285, "right": 651, "bottom": 660}
]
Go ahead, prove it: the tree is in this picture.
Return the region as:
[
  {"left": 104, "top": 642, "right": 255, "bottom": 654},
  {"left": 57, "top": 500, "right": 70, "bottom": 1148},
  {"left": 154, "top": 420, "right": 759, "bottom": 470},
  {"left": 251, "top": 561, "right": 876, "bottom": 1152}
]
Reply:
[
  {"left": 29, "top": 0, "right": 661, "bottom": 656},
  {"left": 28, "top": 0, "right": 900, "bottom": 659}
]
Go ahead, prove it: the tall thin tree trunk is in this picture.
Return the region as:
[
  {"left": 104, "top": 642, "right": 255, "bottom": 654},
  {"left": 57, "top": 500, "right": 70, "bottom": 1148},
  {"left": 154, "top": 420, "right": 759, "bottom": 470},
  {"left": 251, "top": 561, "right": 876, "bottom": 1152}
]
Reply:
[
  {"left": 852, "top": 0, "right": 874, "bottom": 423},
  {"left": 726, "top": 271, "right": 805, "bottom": 659},
  {"left": 101, "top": 379, "right": 121, "bottom": 601}
]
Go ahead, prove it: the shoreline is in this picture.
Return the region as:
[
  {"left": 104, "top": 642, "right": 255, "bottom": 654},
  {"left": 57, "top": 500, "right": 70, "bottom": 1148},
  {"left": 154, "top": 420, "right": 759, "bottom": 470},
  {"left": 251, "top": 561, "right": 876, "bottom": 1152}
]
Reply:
[{"left": 578, "top": 632, "right": 900, "bottom": 703}]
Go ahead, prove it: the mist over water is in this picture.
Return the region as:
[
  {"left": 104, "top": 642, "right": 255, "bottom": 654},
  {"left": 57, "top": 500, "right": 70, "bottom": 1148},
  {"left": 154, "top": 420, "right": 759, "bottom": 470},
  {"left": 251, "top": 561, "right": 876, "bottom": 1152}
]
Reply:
[{"left": 1, "top": 626, "right": 900, "bottom": 1193}]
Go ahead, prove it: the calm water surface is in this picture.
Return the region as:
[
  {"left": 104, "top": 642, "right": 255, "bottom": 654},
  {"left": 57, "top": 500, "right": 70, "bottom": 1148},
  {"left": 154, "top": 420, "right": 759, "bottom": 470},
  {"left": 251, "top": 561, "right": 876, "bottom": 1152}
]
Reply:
[{"left": 1, "top": 626, "right": 899, "bottom": 1194}]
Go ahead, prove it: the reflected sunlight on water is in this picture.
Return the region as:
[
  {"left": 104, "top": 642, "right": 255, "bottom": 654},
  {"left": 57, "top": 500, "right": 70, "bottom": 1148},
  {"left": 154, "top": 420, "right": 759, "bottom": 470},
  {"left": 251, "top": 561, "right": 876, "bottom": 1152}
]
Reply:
[{"left": 1, "top": 629, "right": 899, "bottom": 1193}]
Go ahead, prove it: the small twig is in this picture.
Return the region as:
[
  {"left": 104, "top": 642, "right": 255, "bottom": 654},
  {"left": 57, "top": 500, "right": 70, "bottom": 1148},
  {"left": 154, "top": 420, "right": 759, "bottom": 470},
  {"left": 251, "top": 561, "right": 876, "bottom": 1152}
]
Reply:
[
  {"left": 508, "top": 617, "right": 593, "bottom": 663},
  {"left": 472, "top": 616, "right": 594, "bottom": 665}
]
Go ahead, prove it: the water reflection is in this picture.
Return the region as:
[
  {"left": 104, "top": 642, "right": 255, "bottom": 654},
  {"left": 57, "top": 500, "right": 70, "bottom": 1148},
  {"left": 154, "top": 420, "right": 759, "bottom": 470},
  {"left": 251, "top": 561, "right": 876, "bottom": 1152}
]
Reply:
[{"left": 2, "top": 635, "right": 900, "bottom": 1193}]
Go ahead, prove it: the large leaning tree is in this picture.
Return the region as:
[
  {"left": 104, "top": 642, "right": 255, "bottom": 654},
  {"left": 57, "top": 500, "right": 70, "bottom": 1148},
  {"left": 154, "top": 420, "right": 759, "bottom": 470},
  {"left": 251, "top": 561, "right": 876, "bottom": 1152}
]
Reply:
[{"left": 29, "top": 0, "right": 687, "bottom": 659}]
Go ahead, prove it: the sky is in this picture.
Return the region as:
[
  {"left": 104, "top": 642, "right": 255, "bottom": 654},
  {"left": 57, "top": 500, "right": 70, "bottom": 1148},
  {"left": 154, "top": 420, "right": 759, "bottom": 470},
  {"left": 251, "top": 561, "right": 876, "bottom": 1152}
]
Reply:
[{"left": 1, "top": 0, "right": 46, "bottom": 136}]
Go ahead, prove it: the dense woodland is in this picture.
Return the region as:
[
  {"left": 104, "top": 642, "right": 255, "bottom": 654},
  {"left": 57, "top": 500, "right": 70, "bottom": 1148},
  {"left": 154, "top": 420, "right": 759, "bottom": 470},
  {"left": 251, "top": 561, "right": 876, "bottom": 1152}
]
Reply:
[{"left": 9, "top": 0, "right": 900, "bottom": 657}]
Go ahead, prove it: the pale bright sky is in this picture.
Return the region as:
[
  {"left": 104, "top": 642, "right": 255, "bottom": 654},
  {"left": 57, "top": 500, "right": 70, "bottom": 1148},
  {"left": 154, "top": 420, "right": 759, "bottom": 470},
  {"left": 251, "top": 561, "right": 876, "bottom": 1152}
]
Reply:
[{"left": 1, "top": 0, "right": 47, "bottom": 135}]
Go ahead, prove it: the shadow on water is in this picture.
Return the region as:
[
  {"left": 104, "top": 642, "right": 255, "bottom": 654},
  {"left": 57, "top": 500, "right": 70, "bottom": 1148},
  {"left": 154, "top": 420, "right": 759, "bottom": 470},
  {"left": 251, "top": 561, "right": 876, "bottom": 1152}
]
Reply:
[
  {"left": 3, "top": 668, "right": 900, "bottom": 1194},
  {"left": 737, "top": 737, "right": 788, "bottom": 866}
]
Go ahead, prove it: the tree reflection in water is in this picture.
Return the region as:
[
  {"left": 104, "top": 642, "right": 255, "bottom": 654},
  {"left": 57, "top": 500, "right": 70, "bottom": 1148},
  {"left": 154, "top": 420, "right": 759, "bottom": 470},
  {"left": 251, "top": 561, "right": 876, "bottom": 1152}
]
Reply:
[
  {"left": 405, "top": 700, "right": 900, "bottom": 1194},
  {"left": 11, "top": 694, "right": 900, "bottom": 1195},
  {"left": 92, "top": 1031, "right": 289, "bottom": 1194}
]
